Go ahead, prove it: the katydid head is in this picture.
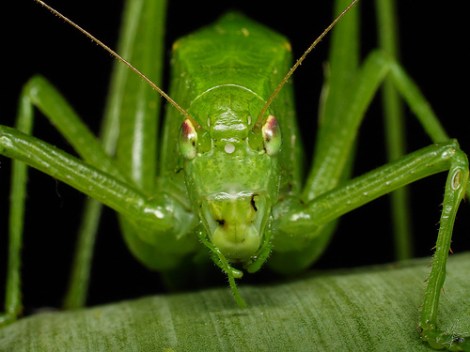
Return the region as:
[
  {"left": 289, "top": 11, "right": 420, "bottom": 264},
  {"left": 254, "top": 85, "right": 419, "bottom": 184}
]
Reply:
[{"left": 179, "top": 106, "right": 281, "bottom": 265}]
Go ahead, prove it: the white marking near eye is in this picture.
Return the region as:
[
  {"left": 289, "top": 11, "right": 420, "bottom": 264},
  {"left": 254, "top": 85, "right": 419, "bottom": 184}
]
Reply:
[{"left": 224, "top": 143, "right": 235, "bottom": 154}]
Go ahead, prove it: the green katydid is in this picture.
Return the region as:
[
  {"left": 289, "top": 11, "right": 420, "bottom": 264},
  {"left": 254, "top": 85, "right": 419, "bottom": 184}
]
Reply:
[{"left": 1, "top": 0, "right": 469, "bottom": 350}]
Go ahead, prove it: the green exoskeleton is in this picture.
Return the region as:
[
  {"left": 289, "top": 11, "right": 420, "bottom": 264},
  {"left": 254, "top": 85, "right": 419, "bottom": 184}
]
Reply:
[{"left": 1, "top": 0, "right": 469, "bottom": 350}]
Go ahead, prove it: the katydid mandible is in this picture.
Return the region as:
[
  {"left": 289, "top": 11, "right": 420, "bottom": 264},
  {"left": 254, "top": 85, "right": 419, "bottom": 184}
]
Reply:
[{"left": 1, "top": 0, "right": 469, "bottom": 350}]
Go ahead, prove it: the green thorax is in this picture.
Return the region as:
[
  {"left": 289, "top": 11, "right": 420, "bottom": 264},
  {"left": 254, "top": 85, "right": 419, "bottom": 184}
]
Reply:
[{"left": 161, "top": 12, "right": 302, "bottom": 197}]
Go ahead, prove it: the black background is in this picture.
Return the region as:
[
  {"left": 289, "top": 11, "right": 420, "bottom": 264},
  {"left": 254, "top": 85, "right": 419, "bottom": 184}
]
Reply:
[{"left": 1, "top": 1, "right": 469, "bottom": 313}]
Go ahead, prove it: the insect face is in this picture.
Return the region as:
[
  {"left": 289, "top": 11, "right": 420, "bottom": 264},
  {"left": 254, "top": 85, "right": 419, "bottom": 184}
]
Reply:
[{"left": 179, "top": 101, "right": 282, "bottom": 263}]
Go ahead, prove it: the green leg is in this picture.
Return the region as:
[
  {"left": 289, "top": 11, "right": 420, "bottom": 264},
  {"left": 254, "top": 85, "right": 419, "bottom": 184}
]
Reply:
[
  {"left": 0, "top": 124, "right": 194, "bottom": 321},
  {"left": 20, "top": 76, "right": 126, "bottom": 180},
  {"left": 0, "top": 75, "right": 125, "bottom": 322},
  {"left": 0, "top": 126, "right": 192, "bottom": 239},
  {"left": 275, "top": 140, "right": 470, "bottom": 349},
  {"left": 64, "top": 0, "right": 167, "bottom": 310},
  {"left": 419, "top": 156, "right": 470, "bottom": 351},
  {"left": 0, "top": 94, "right": 32, "bottom": 325},
  {"left": 62, "top": 198, "right": 102, "bottom": 309},
  {"left": 307, "top": 49, "right": 450, "bottom": 200},
  {"left": 318, "top": 0, "right": 450, "bottom": 264},
  {"left": 0, "top": 76, "right": 187, "bottom": 322},
  {"left": 277, "top": 142, "right": 466, "bottom": 232},
  {"left": 266, "top": 0, "right": 464, "bottom": 270},
  {"left": 308, "top": 0, "right": 359, "bottom": 201},
  {"left": 375, "top": 0, "right": 412, "bottom": 260},
  {"left": 279, "top": 50, "right": 452, "bottom": 270}
]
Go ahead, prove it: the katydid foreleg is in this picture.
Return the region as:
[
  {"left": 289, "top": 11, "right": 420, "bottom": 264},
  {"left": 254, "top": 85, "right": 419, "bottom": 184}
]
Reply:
[
  {"left": 274, "top": 140, "right": 469, "bottom": 348},
  {"left": 0, "top": 73, "right": 196, "bottom": 324}
]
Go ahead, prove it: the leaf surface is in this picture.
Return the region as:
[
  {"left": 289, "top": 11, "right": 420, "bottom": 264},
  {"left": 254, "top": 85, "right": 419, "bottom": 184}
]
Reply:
[{"left": 1, "top": 253, "right": 469, "bottom": 352}]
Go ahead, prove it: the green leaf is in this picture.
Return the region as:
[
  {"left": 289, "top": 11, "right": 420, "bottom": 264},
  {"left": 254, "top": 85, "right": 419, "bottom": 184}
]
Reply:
[{"left": 1, "top": 253, "right": 469, "bottom": 351}]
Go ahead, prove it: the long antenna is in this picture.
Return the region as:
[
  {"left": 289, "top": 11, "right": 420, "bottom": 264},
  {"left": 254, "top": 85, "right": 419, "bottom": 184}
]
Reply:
[
  {"left": 33, "top": 0, "right": 200, "bottom": 128},
  {"left": 254, "top": 0, "right": 359, "bottom": 129}
]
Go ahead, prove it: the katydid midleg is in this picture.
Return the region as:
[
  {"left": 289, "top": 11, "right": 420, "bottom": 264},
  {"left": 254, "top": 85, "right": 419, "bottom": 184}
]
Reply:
[{"left": 1, "top": 0, "right": 469, "bottom": 350}]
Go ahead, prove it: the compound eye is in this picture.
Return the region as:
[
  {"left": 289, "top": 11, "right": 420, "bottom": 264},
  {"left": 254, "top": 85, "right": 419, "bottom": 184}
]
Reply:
[
  {"left": 179, "top": 119, "right": 198, "bottom": 159},
  {"left": 261, "top": 115, "right": 281, "bottom": 155}
]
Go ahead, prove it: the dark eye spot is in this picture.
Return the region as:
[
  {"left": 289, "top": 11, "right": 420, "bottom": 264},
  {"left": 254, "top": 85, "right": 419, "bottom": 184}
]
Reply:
[
  {"left": 216, "top": 219, "right": 226, "bottom": 226},
  {"left": 250, "top": 194, "right": 258, "bottom": 212}
]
